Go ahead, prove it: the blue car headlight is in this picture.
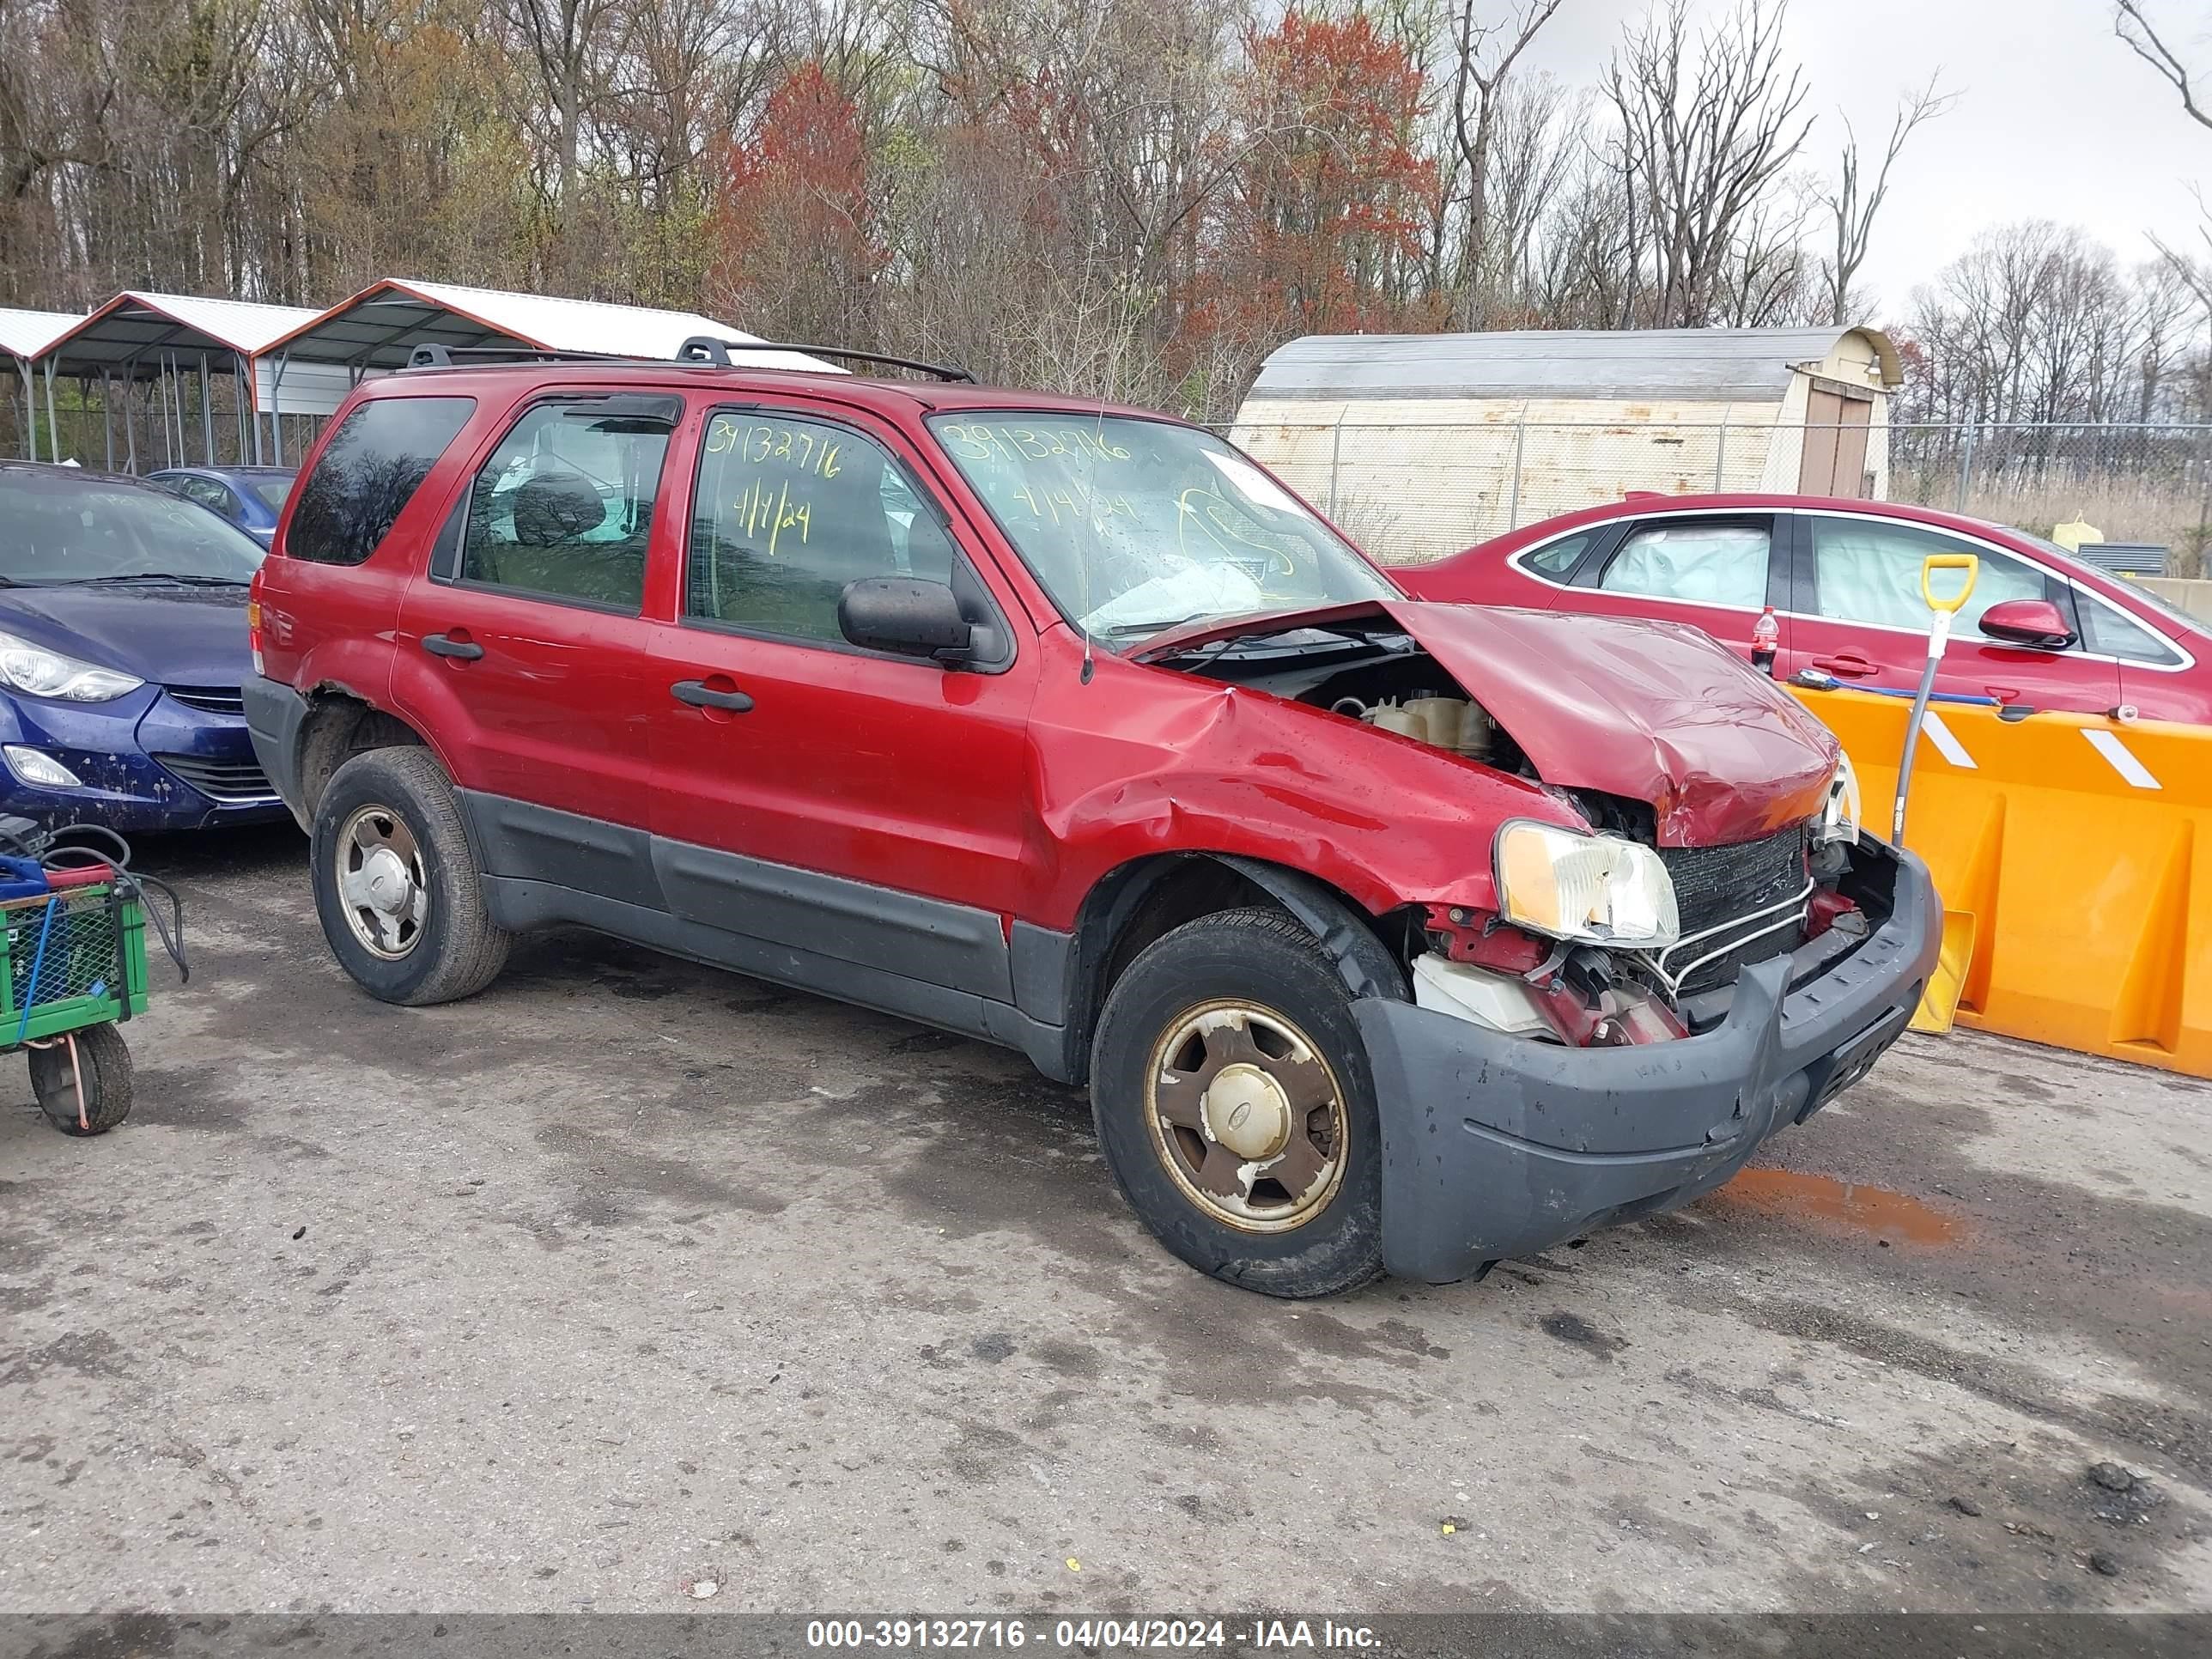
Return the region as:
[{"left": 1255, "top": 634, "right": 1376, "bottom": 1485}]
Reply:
[{"left": 0, "top": 630, "right": 144, "bottom": 702}]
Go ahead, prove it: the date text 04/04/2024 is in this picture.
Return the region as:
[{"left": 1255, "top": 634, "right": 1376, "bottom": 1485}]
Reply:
[{"left": 805, "top": 1619, "right": 1382, "bottom": 1650}]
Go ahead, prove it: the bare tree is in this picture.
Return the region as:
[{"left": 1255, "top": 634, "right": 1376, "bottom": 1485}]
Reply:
[
  {"left": 1820, "top": 73, "right": 1954, "bottom": 324},
  {"left": 1444, "top": 0, "right": 1565, "bottom": 317},
  {"left": 2114, "top": 0, "right": 2211, "bottom": 131},
  {"left": 1602, "top": 0, "right": 1814, "bottom": 327}
]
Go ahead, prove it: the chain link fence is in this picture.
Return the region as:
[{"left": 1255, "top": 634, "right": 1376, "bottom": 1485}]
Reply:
[{"left": 1225, "top": 418, "right": 2212, "bottom": 577}]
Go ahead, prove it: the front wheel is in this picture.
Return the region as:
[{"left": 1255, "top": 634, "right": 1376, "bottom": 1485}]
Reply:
[
  {"left": 311, "top": 747, "right": 511, "bottom": 1006},
  {"left": 1090, "top": 908, "right": 1384, "bottom": 1297},
  {"left": 31, "top": 1023, "right": 132, "bottom": 1136}
]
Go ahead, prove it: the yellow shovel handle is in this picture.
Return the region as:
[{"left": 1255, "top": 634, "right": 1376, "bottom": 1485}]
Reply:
[{"left": 1921, "top": 552, "right": 1979, "bottom": 615}]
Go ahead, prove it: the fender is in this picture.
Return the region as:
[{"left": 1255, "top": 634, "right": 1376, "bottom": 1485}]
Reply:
[{"left": 1212, "top": 855, "right": 1407, "bottom": 1002}]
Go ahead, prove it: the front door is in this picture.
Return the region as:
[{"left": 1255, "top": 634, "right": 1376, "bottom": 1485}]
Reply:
[
  {"left": 645, "top": 400, "right": 1041, "bottom": 1001},
  {"left": 391, "top": 391, "right": 681, "bottom": 903},
  {"left": 1777, "top": 511, "right": 2122, "bottom": 719}
]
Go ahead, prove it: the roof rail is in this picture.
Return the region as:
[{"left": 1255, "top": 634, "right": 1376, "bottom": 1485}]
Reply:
[
  {"left": 404, "top": 343, "right": 643, "bottom": 370},
  {"left": 675, "top": 336, "right": 975, "bottom": 383}
]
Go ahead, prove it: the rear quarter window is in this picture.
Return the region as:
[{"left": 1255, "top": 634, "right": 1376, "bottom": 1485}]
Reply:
[{"left": 286, "top": 396, "right": 476, "bottom": 566}]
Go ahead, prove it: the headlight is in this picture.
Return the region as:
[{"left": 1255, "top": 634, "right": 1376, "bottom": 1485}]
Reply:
[
  {"left": 0, "top": 631, "right": 143, "bottom": 702},
  {"left": 1494, "top": 820, "right": 1680, "bottom": 948},
  {"left": 1814, "top": 753, "right": 1861, "bottom": 848}
]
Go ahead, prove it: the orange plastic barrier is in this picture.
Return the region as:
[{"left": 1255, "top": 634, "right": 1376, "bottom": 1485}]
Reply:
[{"left": 1792, "top": 685, "right": 2210, "bottom": 1079}]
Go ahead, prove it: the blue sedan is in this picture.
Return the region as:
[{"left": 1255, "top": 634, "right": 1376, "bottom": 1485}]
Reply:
[
  {"left": 146, "top": 465, "right": 296, "bottom": 549},
  {"left": 1, "top": 461, "right": 289, "bottom": 831}
]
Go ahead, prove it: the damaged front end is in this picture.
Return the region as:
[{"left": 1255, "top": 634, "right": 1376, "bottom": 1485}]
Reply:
[{"left": 1139, "top": 598, "right": 1862, "bottom": 1054}]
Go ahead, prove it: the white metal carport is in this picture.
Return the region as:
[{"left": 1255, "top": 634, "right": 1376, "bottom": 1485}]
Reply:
[
  {"left": 2, "top": 307, "right": 84, "bottom": 461},
  {"left": 256, "top": 278, "right": 839, "bottom": 381},
  {"left": 29, "top": 291, "right": 323, "bottom": 470}
]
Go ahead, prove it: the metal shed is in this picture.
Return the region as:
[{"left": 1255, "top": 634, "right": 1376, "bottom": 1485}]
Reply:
[
  {"left": 1, "top": 307, "right": 81, "bottom": 460},
  {"left": 1232, "top": 326, "right": 1904, "bottom": 562},
  {"left": 258, "top": 277, "right": 837, "bottom": 380}
]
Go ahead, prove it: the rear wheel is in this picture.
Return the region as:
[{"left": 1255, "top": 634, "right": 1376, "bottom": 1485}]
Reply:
[
  {"left": 31, "top": 1023, "right": 131, "bottom": 1136},
  {"left": 311, "top": 747, "right": 510, "bottom": 1006},
  {"left": 1091, "top": 908, "right": 1384, "bottom": 1297}
]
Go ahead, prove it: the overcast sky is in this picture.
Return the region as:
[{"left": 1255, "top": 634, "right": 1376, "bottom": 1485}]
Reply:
[{"left": 1517, "top": 0, "right": 2212, "bottom": 319}]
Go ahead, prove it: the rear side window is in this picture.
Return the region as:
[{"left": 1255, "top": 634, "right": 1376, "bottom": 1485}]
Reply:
[
  {"left": 1522, "top": 531, "right": 1594, "bottom": 579},
  {"left": 457, "top": 396, "right": 678, "bottom": 611},
  {"left": 1600, "top": 522, "right": 1769, "bottom": 609},
  {"left": 287, "top": 396, "right": 475, "bottom": 565}
]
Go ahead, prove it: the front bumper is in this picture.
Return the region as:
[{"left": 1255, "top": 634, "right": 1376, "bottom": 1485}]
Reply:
[
  {"left": 0, "top": 688, "right": 289, "bottom": 833},
  {"left": 1355, "top": 837, "right": 1939, "bottom": 1284}
]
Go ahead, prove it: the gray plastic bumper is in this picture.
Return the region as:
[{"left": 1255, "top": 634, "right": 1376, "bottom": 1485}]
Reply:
[{"left": 1355, "top": 840, "right": 1939, "bottom": 1284}]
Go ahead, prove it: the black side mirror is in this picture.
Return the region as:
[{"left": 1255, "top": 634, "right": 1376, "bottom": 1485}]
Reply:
[{"left": 839, "top": 576, "right": 975, "bottom": 664}]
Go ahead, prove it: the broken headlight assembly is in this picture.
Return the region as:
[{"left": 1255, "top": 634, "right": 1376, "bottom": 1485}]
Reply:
[
  {"left": 1493, "top": 820, "right": 1680, "bottom": 949},
  {"left": 1814, "top": 752, "right": 1861, "bottom": 848}
]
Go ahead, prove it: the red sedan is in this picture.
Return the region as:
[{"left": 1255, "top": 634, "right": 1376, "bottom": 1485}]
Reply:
[{"left": 1397, "top": 493, "right": 2212, "bottom": 726}]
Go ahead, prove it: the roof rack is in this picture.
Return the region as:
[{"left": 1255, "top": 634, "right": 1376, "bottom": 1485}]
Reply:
[
  {"left": 404, "top": 343, "right": 645, "bottom": 369},
  {"left": 675, "top": 336, "right": 975, "bottom": 383}
]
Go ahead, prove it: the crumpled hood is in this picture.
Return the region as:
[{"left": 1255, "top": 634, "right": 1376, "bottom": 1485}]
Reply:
[
  {"left": 0, "top": 583, "right": 252, "bottom": 689},
  {"left": 1141, "top": 599, "right": 1839, "bottom": 846}
]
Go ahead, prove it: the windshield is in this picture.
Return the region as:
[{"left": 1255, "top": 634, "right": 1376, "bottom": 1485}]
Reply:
[
  {"left": 927, "top": 414, "right": 1395, "bottom": 641},
  {"left": 1, "top": 471, "right": 265, "bottom": 585}
]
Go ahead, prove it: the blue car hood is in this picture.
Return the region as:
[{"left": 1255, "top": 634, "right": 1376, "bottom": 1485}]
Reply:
[{"left": 0, "top": 584, "right": 250, "bottom": 690}]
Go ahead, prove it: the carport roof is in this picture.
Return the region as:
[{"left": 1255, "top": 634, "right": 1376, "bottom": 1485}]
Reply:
[
  {"left": 34, "top": 291, "right": 321, "bottom": 377},
  {"left": 1249, "top": 325, "right": 1904, "bottom": 402},
  {"left": 0, "top": 307, "right": 81, "bottom": 360},
  {"left": 261, "top": 277, "right": 839, "bottom": 373}
]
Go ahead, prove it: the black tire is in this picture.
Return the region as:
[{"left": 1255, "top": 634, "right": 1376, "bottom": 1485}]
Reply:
[
  {"left": 31, "top": 1022, "right": 131, "bottom": 1136},
  {"left": 1091, "top": 907, "right": 1384, "bottom": 1298},
  {"left": 311, "top": 747, "right": 511, "bottom": 1006}
]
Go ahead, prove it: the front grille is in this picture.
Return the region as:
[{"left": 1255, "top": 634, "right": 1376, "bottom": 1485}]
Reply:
[
  {"left": 153, "top": 752, "right": 276, "bottom": 803},
  {"left": 165, "top": 684, "right": 246, "bottom": 716},
  {"left": 1655, "top": 826, "right": 1810, "bottom": 994}
]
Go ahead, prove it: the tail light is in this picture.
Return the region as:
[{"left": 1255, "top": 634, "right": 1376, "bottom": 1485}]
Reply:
[{"left": 246, "top": 584, "right": 264, "bottom": 677}]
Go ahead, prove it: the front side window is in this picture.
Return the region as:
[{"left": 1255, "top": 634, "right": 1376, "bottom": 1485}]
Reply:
[
  {"left": 1810, "top": 516, "right": 2047, "bottom": 639},
  {"left": 459, "top": 398, "right": 678, "bottom": 611},
  {"left": 2078, "top": 592, "right": 2185, "bottom": 665},
  {"left": 1599, "top": 522, "right": 1770, "bottom": 609},
  {"left": 686, "top": 410, "right": 959, "bottom": 642},
  {"left": 288, "top": 396, "right": 476, "bottom": 566},
  {"left": 0, "top": 471, "right": 264, "bottom": 585},
  {"left": 926, "top": 414, "right": 1395, "bottom": 642},
  {"left": 179, "top": 477, "right": 241, "bottom": 522}
]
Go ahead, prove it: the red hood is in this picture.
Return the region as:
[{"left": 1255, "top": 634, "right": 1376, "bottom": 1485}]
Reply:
[{"left": 1139, "top": 600, "right": 1840, "bottom": 846}]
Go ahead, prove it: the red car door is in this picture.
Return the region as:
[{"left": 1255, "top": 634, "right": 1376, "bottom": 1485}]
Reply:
[
  {"left": 642, "top": 397, "right": 1042, "bottom": 998},
  {"left": 1778, "top": 511, "right": 2122, "bottom": 719},
  {"left": 1548, "top": 511, "right": 1790, "bottom": 669},
  {"left": 389, "top": 390, "right": 678, "bottom": 899}
]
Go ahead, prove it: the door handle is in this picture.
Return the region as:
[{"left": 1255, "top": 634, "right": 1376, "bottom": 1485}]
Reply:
[
  {"left": 422, "top": 632, "right": 484, "bottom": 661},
  {"left": 671, "top": 678, "right": 754, "bottom": 713},
  {"left": 1811, "top": 653, "right": 1878, "bottom": 677}
]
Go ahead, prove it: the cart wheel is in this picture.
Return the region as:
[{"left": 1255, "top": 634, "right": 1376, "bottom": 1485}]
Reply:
[{"left": 30, "top": 1024, "right": 132, "bottom": 1137}]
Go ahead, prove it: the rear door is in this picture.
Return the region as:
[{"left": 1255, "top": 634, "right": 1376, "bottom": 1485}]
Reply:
[
  {"left": 1554, "top": 511, "right": 1789, "bottom": 668},
  {"left": 643, "top": 398, "right": 1040, "bottom": 1000},
  {"left": 1778, "top": 512, "right": 2121, "bottom": 718},
  {"left": 390, "top": 390, "right": 679, "bottom": 904}
]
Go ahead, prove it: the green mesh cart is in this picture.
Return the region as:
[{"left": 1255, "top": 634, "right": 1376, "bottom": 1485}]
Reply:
[{"left": 2, "top": 879, "right": 149, "bottom": 1135}]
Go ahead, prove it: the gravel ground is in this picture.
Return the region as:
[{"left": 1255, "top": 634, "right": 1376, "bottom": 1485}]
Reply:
[{"left": 1, "top": 825, "right": 2207, "bottom": 1621}]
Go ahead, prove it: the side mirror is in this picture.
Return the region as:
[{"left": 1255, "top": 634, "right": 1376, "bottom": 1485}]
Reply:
[
  {"left": 839, "top": 576, "right": 975, "bottom": 664},
  {"left": 1979, "top": 598, "right": 2075, "bottom": 651}
]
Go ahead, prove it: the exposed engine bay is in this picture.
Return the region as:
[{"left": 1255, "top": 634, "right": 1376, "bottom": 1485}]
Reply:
[{"left": 1146, "top": 611, "right": 1883, "bottom": 1051}]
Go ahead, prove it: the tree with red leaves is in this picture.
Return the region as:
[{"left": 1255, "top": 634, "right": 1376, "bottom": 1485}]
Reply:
[
  {"left": 1185, "top": 8, "right": 1439, "bottom": 372},
  {"left": 706, "top": 64, "right": 883, "bottom": 343}
]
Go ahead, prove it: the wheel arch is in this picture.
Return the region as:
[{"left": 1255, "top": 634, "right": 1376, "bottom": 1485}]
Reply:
[
  {"left": 294, "top": 686, "right": 433, "bottom": 818},
  {"left": 1048, "top": 852, "right": 1410, "bottom": 1086}
]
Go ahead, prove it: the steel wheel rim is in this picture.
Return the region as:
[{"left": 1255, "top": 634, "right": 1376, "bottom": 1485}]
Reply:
[
  {"left": 335, "top": 803, "right": 428, "bottom": 961},
  {"left": 1143, "top": 999, "right": 1349, "bottom": 1234}
]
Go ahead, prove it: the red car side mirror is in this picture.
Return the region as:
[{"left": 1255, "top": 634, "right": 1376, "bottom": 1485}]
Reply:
[{"left": 1979, "top": 598, "right": 2075, "bottom": 652}]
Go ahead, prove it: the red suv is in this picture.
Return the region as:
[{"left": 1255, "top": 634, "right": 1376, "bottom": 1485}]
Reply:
[
  {"left": 1400, "top": 494, "right": 2212, "bottom": 724},
  {"left": 245, "top": 344, "right": 1937, "bottom": 1297}
]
